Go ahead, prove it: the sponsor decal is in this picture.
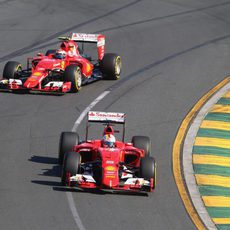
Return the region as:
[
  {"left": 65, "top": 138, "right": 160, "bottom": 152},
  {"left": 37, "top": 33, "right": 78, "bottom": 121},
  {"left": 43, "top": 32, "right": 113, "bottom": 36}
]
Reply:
[
  {"left": 33, "top": 72, "right": 42, "bottom": 76},
  {"left": 108, "top": 148, "right": 116, "bottom": 152},
  {"left": 36, "top": 68, "right": 45, "bottom": 71},
  {"left": 105, "top": 166, "right": 116, "bottom": 171},
  {"left": 124, "top": 178, "right": 150, "bottom": 186},
  {"left": 97, "top": 39, "right": 105, "bottom": 47},
  {"left": 105, "top": 175, "right": 116, "bottom": 179},
  {"left": 61, "top": 61, "right": 65, "bottom": 69},
  {"left": 86, "top": 63, "right": 91, "bottom": 73},
  {"left": 106, "top": 160, "right": 114, "bottom": 164},
  {"left": 45, "top": 81, "right": 63, "bottom": 87},
  {"left": 88, "top": 111, "right": 125, "bottom": 123},
  {"left": 71, "top": 33, "right": 98, "bottom": 42},
  {"left": 9, "top": 79, "right": 22, "bottom": 85}
]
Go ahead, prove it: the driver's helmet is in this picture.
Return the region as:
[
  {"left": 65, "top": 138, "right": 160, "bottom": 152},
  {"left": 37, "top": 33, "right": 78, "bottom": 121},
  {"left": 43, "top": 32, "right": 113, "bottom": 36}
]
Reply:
[
  {"left": 102, "top": 134, "right": 116, "bottom": 148},
  {"left": 55, "top": 49, "right": 66, "bottom": 59},
  {"left": 68, "top": 41, "right": 77, "bottom": 49}
]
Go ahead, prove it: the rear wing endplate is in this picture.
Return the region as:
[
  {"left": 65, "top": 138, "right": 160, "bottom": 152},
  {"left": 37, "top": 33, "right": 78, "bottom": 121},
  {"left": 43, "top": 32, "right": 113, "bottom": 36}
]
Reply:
[{"left": 70, "top": 33, "right": 105, "bottom": 60}]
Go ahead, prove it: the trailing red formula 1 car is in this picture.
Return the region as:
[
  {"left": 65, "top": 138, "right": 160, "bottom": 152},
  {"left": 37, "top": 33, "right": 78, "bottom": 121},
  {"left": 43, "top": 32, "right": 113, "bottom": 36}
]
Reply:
[
  {"left": 59, "top": 111, "right": 156, "bottom": 193},
  {"left": 0, "top": 33, "right": 122, "bottom": 94}
]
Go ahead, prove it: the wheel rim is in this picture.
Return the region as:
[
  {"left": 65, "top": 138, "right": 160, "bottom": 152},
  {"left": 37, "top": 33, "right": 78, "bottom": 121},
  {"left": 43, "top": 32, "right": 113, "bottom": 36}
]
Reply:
[
  {"left": 115, "top": 56, "right": 122, "bottom": 76},
  {"left": 15, "top": 64, "right": 22, "bottom": 78},
  {"left": 74, "top": 67, "right": 82, "bottom": 90}
]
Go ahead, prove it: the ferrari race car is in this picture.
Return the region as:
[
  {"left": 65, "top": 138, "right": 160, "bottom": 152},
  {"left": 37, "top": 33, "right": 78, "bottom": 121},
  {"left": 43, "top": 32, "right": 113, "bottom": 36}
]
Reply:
[
  {"left": 59, "top": 111, "right": 156, "bottom": 193},
  {"left": 0, "top": 33, "right": 122, "bottom": 94}
]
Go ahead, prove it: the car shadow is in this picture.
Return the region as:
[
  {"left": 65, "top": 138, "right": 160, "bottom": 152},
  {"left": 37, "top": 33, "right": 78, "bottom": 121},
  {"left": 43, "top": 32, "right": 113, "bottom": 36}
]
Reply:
[
  {"left": 53, "top": 186, "right": 148, "bottom": 197},
  {"left": 29, "top": 155, "right": 60, "bottom": 177}
]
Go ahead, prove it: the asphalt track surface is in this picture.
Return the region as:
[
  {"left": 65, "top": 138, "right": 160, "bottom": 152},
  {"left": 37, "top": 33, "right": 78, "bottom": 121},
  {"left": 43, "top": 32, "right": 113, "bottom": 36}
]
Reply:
[{"left": 1, "top": 0, "right": 230, "bottom": 229}]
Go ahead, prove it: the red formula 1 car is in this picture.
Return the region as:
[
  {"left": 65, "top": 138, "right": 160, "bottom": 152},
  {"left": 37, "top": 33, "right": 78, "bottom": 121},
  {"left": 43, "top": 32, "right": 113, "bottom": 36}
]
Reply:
[
  {"left": 59, "top": 111, "right": 156, "bottom": 193},
  {"left": 0, "top": 33, "right": 122, "bottom": 94}
]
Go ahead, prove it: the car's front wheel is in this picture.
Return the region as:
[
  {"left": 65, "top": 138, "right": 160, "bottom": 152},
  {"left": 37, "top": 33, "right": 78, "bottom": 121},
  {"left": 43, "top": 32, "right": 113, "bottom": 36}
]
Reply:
[
  {"left": 61, "top": 152, "right": 81, "bottom": 186},
  {"left": 139, "top": 156, "right": 156, "bottom": 190},
  {"left": 3, "top": 61, "right": 22, "bottom": 79},
  {"left": 64, "top": 65, "right": 82, "bottom": 92}
]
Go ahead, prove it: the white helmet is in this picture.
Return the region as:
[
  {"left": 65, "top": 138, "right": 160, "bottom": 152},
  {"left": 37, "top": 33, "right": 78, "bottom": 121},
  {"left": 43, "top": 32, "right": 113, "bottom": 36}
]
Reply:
[{"left": 102, "top": 134, "right": 116, "bottom": 148}]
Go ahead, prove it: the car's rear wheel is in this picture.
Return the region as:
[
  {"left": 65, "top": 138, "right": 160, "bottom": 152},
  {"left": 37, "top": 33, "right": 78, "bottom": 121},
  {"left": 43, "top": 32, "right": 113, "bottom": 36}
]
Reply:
[
  {"left": 139, "top": 156, "right": 156, "bottom": 189},
  {"left": 100, "top": 53, "right": 121, "bottom": 80},
  {"left": 3, "top": 61, "right": 22, "bottom": 79},
  {"left": 132, "top": 136, "right": 151, "bottom": 156},
  {"left": 59, "top": 132, "right": 79, "bottom": 165},
  {"left": 64, "top": 65, "right": 82, "bottom": 92},
  {"left": 61, "top": 152, "right": 81, "bottom": 186}
]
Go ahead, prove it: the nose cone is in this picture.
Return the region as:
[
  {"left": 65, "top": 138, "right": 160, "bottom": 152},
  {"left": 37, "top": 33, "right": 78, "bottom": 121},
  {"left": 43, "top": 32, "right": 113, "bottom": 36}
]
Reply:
[{"left": 24, "top": 72, "right": 45, "bottom": 88}]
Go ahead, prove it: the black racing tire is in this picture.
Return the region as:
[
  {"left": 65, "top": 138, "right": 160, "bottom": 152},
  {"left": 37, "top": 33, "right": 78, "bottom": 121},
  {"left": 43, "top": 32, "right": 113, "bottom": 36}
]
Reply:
[
  {"left": 132, "top": 136, "right": 151, "bottom": 156},
  {"left": 61, "top": 152, "right": 81, "bottom": 186},
  {"left": 3, "top": 61, "right": 22, "bottom": 79},
  {"left": 45, "top": 49, "right": 56, "bottom": 56},
  {"left": 139, "top": 157, "right": 156, "bottom": 181},
  {"left": 59, "top": 132, "right": 79, "bottom": 165},
  {"left": 64, "top": 65, "right": 82, "bottom": 92},
  {"left": 100, "top": 53, "right": 122, "bottom": 80}
]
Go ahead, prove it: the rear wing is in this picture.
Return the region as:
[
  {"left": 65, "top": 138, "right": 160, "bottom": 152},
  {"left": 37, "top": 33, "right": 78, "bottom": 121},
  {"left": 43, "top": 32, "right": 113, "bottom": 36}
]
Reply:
[
  {"left": 70, "top": 33, "right": 105, "bottom": 60},
  {"left": 86, "top": 111, "right": 126, "bottom": 141},
  {"left": 88, "top": 111, "right": 125, "bottom": 124}
]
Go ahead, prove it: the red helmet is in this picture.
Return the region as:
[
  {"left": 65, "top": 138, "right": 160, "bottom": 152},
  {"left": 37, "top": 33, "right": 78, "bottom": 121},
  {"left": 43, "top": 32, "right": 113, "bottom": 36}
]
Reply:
[
  {"left": 103, "top": 125, "right": 114, "bottom": 135},
  {"left": 68, "top": 41, "right": 77, "bottom": 50}
]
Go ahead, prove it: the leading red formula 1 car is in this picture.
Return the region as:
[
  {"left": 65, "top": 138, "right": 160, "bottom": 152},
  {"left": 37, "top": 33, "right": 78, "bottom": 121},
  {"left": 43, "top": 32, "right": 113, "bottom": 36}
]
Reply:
[
  {"left": 0, "top": 33, "right": 122, "bottom": 94},
  {"left": 59, "top": 111, "right": 156, "bottom": 193}
]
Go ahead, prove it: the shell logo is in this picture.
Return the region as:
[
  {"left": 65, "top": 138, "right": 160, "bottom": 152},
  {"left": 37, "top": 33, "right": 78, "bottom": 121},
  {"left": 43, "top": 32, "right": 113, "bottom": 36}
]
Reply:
[
  {"left": 86, "top": 63, "right": 91, "bottom": 73},
  {"left": 105, "top": 166, "right": 116, "bottom": 171},
  {"left": 61, "top": 61, "right": 65, "bottom": 69},
  {"left": 33, "top": 72, "right": 42, "bottom": 76}
]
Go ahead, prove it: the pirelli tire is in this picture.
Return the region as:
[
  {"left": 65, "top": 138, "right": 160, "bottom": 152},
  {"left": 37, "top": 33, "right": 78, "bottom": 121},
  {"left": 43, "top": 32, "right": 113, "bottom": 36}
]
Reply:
[
  {"left": 3, "top": 61, "right": 22, "bottom": 79},
  {"left": 61, "top": 152, "right": 81, "bottom": 186},
  {"left": 58, "top": 132, "right": 79, "bottom": 165},
  {"left": 100, "top": 53, "right": 121, "bottom": 80},
  {"left": 140, "top": 156, "right": 156, "bottom": 189},
  {"left": 64, "top": 65, "right": 82, "bottom": 93},
  {"left": 132, "top": 136, "right": 151, "bottom": 156}
]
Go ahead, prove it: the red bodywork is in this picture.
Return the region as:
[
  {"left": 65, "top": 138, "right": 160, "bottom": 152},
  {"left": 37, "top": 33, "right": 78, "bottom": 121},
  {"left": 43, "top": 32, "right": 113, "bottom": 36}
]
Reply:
[
  {"left": 3, "top": 33, "right": 106, "bottom": 93},
  {"left": 72, "top": 140, "right": 146, "bottom": 191},
  {"left": 61, "top": 111, "right": 155, "bottom": 192}
]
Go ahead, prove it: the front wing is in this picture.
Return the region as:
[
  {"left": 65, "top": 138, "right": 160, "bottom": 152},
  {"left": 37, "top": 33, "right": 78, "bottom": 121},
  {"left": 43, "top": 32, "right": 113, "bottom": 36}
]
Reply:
[
  {"left": 0, "top": 79, "right": 71, "bottom": 94},
  {"left": 67, "top": 174, "right": 154, "bottom": 192}
]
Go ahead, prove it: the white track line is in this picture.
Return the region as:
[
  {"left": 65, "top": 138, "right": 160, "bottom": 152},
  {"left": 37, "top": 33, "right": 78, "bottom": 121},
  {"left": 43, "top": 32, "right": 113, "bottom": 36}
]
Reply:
[{"left": 66, "top": 90, "right": 110, "bottom": 230}]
